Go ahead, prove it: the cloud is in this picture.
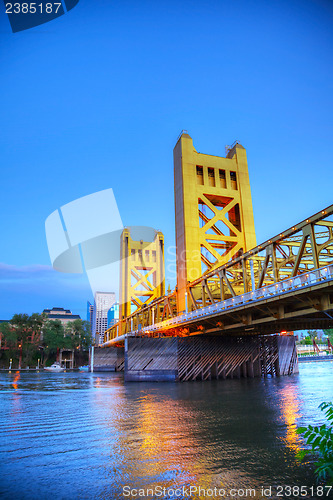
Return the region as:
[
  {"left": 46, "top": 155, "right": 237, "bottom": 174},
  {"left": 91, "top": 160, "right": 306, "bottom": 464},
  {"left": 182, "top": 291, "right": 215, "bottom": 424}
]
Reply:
[
  {"left": 0, "top": 262, "right": 56, "bottom": 279},
  {"left": 0, "top": 262, "right": 85, "bottom": 287},
  {"left": 0, "top": 262, "right": 92, "bottom": 319}
]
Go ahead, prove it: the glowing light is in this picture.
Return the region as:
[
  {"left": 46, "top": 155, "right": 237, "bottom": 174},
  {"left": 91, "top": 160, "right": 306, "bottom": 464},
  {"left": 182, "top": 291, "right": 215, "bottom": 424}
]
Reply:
[
  {"left": 12, "top": 372, "right": 20, "bottom": 390},
  {"left": 280, "top": 384, "right": 302, "bottom": 454}
]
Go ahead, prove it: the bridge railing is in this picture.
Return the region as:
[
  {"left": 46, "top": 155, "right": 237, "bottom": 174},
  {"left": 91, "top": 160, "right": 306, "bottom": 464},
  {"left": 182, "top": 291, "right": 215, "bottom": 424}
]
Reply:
[
  {"left": 103, "top": 205, "right": 333, "bottom": 343},
  {"left": 186, "top": 204, "right": 333, "bottom": 311},
  {"left": 136, "top": 264, "right": 333, "bottom": 335}
]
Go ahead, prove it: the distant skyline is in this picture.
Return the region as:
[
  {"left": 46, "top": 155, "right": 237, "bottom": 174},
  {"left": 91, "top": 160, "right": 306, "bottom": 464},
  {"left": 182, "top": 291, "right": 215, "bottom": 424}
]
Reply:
[{"left": 0, "top": 0, "right": 332, "bottom": 319}]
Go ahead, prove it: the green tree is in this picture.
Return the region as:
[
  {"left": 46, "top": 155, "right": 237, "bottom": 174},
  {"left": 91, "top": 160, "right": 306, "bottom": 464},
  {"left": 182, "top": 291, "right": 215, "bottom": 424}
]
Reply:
[
  {"left": 306, "top": 330, "right": 318, "bottom": 340},
  {"left": 0, "top": 321, "right": 17, "bottom": 349},
  {"left": 323, "top": 329, "right": 333, "bottom": 343},
  {"left": 42, "top": 320, "right": 69, "bottom": 363},
  {"left": 10, "top": 313, "right": 46, "bottom": 348},
  {"left": 5, "top": 313, "right": 46, "bottom": 366},
  {"left": 297, "top": 402, "right": 333, "bottom": 485},
  {"left": 29, "top": 313, "right": 45, "bottom": 339},
  {"left": 65, "top": 319, "right": 92, "bottom": 351}
]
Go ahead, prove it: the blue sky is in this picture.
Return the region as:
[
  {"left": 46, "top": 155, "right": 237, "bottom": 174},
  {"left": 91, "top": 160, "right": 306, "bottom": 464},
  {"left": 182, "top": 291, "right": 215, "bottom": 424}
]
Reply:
[{"left": 0, "top": 0, "right": 332, "bottom": 319}]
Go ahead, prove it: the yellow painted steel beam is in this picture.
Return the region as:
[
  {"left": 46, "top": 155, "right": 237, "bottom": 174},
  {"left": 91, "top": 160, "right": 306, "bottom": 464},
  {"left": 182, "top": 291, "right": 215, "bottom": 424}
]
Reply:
[
  {"left": 119, "top": 228, "right": 165, "bottom": 320},
  {"left": 187, "top": 205, "right": 333, "bottom": 309},
  {"left": 173, "top": 133, "right": 256, "bottom": 313}
]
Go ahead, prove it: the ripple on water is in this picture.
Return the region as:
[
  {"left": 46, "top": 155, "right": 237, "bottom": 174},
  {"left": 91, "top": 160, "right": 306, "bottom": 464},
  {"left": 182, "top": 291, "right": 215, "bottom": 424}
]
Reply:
[{"left": 0, "top": 364, "right": 332, "bottom": 499}]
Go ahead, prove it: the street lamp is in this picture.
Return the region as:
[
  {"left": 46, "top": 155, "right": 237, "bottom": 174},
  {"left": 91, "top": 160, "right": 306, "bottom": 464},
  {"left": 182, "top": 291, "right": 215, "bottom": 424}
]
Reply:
[{"left": 18, "top": 344, "right": 22, "bottom": 370}]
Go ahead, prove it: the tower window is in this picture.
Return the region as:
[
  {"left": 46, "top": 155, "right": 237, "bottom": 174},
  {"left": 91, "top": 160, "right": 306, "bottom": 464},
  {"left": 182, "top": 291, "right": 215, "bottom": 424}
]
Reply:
[
  {"left": 208, "top": 168, "right": 215, "bottom": 187},
  {"left": 196, "top": 165, "right": 204, "bottom": 185},
  {"left": 219, "top": 169, "right": 226, "bottom": 188},
  {"left": 230, "top": 171, "right": 238, "bottom": 190}
]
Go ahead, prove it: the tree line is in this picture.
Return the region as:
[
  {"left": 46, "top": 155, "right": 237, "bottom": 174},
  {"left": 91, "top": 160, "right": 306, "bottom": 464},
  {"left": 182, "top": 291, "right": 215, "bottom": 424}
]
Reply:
[
  {"left": 0, "top": 313, "right": 92, "bottom": 368},
  {"left": 299, "top": 329, "right": 333, "bottom": 345}
]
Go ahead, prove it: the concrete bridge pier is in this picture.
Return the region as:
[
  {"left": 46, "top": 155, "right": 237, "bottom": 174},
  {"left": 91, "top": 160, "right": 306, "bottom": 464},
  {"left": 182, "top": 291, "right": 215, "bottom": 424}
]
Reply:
[
  {"left": 90, "top": 346, "right": 124, "bottom": 372},
  {"left": 124, "top": 337, "right": 178, "bottom": 382},
  {"left": 124, "top": 334, "right": 298, "bottom": 382}
]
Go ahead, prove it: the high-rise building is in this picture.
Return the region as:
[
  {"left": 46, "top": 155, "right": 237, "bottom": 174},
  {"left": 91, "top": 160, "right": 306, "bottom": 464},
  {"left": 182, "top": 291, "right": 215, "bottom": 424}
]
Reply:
[
  {"left": 92, "top": 292, "right": 116, "bottom": 344},
  {"left": 107, "top": 301, "right": 119, "bottom": 328}
]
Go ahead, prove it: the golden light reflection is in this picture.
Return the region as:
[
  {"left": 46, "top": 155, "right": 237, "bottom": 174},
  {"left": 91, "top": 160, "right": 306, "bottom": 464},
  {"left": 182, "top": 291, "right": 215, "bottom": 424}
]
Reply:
[
  {"left": 279, "top": 383, "right": 302, "bottom": 454},
  {"left": 10, "top": 372, "right": 22, "bottom": 429},
  {"left": 137, "top": 394, "right": 198, "bottom": 481},
  {"left": 93, "top": 384, "right": 261, "bottom": 499},
  {"left": 133, "top": 394, "right": 235, "bottom": 499},
  {"left": 12, "top": 371, "right": 20, "bottom": 390}
]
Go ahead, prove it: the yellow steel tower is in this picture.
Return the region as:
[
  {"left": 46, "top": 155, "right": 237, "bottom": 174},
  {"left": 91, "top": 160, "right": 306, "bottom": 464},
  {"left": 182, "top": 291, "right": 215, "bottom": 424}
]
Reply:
[
  {"left": 174, "top": 132, "right": 256, "bottom": 313},
  {"left": 119, "top": 228, "right": 165, "bottom": 320}
]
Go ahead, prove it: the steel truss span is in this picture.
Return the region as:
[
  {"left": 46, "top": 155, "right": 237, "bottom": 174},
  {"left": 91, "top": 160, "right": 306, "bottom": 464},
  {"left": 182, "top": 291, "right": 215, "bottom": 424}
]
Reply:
[{"left": 103, "top": 205, "right": 333, "bottom": 346}]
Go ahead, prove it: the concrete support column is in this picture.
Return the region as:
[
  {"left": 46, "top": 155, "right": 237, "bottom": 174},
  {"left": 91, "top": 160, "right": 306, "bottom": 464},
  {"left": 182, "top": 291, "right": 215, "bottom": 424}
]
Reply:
[
  {"left": 91, "top": 346, "right": 124, "bottom": 372},
  {"left": 119, "top": 333, "right": 299, "bottom": 383},
  {"left": 124, "top": 338, "right": 178, "bottom": 382}
]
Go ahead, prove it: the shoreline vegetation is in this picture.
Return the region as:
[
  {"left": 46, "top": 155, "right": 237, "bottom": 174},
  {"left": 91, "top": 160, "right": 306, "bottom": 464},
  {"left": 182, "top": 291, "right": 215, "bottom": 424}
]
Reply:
[
  {"left": 0, "top": 313, "right": 91, "bottom": 369},
  {"left": 1, "top": 319, "right": 332, "bottom": 369},
  {"left": 297, "top": 402, "right": 333, "bottom": 487}
]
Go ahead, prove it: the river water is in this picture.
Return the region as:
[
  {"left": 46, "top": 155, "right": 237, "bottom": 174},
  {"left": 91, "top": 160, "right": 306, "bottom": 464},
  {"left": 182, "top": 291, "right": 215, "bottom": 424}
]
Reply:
[{"left": 0, "top": 362, "right": 332, "bottom": 500}]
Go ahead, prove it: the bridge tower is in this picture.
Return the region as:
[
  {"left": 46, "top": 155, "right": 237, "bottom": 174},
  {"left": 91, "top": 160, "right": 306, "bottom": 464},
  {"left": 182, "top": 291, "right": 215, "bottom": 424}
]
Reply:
[
  {"left": 174, "top": 132, "right": 256, "bottom": 313},
  {"left": 119, "top": 227, "right": 165, "bottom": 320}
]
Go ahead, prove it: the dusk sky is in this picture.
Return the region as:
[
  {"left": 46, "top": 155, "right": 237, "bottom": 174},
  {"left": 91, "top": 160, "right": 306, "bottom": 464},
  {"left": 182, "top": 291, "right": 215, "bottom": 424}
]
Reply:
[{"left": 0, "top": 0, "right": 332, "bottom": 320}]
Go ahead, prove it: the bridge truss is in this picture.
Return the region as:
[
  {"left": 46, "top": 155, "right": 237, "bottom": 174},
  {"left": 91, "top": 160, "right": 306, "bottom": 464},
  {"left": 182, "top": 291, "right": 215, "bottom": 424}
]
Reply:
[{"left": 104, "top": 205, "right": 333, "bottom": 345}]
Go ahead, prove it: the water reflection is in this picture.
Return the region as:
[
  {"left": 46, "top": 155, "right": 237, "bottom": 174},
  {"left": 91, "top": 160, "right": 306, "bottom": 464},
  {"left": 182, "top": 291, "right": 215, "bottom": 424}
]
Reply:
[
  {"left": 279, "top": 382, "right": 302, "bottom": 454},
  {"left": 135, "top": 394, "right": 199, "bottom": 486},
  {"left": 12, "top": 370, "right": 20, "bottom": 390},
  {"left": 91, "top": 377, "right": 320, "bottom": 498},
  {"left": 0, "top": 363, "right": 332, "bottom": 500}
]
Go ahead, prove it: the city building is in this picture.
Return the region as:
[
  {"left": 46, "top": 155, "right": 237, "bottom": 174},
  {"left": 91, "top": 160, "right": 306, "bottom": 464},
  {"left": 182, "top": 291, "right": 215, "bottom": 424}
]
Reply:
[
  {"left": 92, "top": 292, "right": 116, "bottom": 345},
  {"left": 87, "top": 301, "right": 94, "bottom": 328},
  {"left": 107, "top": 301, "right": 119, "bottom": 328},
  {"left": 43, "top": 307, "right": 81, "bottom": 326}
]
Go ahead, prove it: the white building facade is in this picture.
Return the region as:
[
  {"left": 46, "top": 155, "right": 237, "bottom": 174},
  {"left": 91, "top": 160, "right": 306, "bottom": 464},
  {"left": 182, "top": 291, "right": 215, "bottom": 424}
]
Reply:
[{"left": 92, "top": 292, "right": 116, "bottom": 345}]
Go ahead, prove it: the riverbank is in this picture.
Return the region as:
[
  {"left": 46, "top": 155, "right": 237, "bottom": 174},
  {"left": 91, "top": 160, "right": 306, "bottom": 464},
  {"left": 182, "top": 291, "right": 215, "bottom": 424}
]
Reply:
[
  {"left": 0, "top": 367, "right": 85, "bottom": 372},
  {"left": 298, "top": 354, "right": 333, "bottom": 362}
]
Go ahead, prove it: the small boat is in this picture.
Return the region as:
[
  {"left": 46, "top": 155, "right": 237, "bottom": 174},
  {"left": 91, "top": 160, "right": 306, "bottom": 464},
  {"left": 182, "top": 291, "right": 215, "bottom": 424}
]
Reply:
[
  {"left": 78, "top": 365, "right": 89, "bottom": 371},
  {"left": 44, "top": 362, "right": 65, "bottom": 372}
]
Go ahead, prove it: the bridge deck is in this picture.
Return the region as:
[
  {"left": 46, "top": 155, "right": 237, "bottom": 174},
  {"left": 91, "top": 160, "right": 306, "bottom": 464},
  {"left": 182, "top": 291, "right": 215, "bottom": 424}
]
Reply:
[{"left": 103, "top": 265, "right": 333, "bottom": 346}]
